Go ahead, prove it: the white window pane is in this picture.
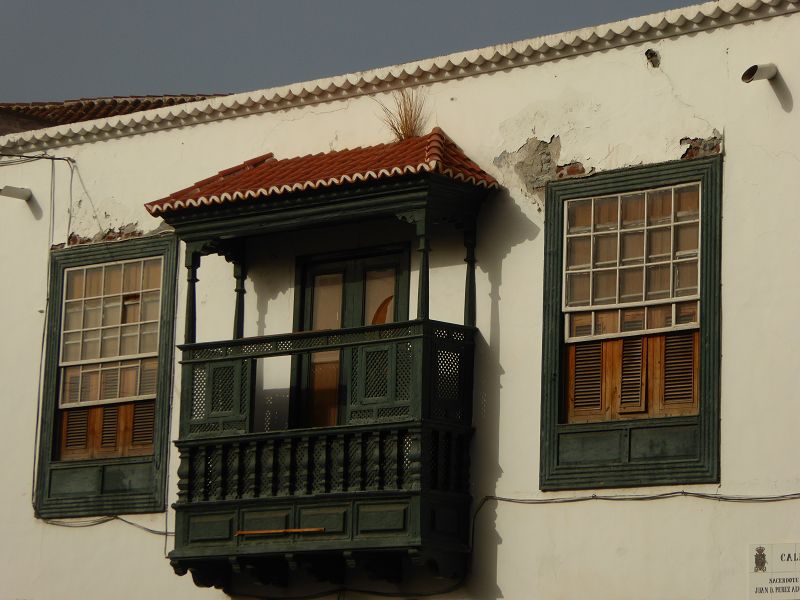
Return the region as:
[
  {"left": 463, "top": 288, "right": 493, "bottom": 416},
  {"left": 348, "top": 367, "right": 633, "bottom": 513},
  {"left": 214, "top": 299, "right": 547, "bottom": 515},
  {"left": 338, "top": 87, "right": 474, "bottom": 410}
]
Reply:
[
  {"left": 593, "top": 196, "right": 618, "bottom": 231},
  {"left": 102, "top": 296, "right": 121, "bottom": 327},
  {"left": 83, "top": 298, "right": 101, "bottom": 329},
  {"left": 620, "top": 232, "right": 644, "bottom": 265},
  {"left": 122, "top": 294, "right": 141, "bottom": 324},
  {"left": 647, "top": 304, "right": 672, "bottom": 329},
  {"left": 62, "top": 366, "right": 81, "bottom": 405},
  {"left": 139, "top": 358, "right": 158, "bottom": 395},
  {"left": 62, "top": 332, "right": 81, "bottom": 362},
  {"left": 312, "top": 274, "right": 343, "bottom": 331},
  {"left": 569, "top": 313, "right": 592, "bottom": 338},
  {"left": 646, "top": 265, "right": 670, "bottom": 300},
  {"left": 674, "top": 223, "right": 699, "bottom": 258},
  {"left": 674, "top": 261, "right": 698, "bottom": 297},
  {"left": 123, "top": 262, "right": 142, "bottom": 293},
  {"left": 593, "top": 235, "right": 617, "bottom": 268},
  {"left": 674, "top": 184, "right": 699, "bottom": 222},
  {"left": 101, "top": 328, "right": 120, "bottom": 358},
  {"left": 141, "top": 291, "right": 160, "bottom": 322},
  {"left": 79, "top": 369, "right": 100, "bottom": 403},
  {"left": 103, "top": 264, "right": 122, "bottom": 295},
  {"left": 81, "top": 330, "right": 100, "bottom": 360},
  {"left": 592, "top": 271, "right": 617, "bottom": 305},
  {"left": 566, "top": 236, "right": 591, "bottom": 271},
  {"left": 647, "top": 228, "right": 671, "bottom": 263},
  {"left": 676, "top": 301, "right": 699, "bottom": 324},
  {"left": 139, "top": 322, "right": 158, "bottom": 353},
  {"left": 619, "top": 268, "right": 644, "bottom": 303},
  {"left": 142, "top": 259, "right": 161, "bottom": 290},
  {"left": 621, "top": 193, "right": 645, "bottom": 229},
  {"left": 100, "top": 367, "right": 120, "bottom": 400},
  {"left": 647, "top": 189, "right": 672, "bottom": 225},
  {"left": 65, "top": 270, "right": 85, "bottom": 300},
  {"left": 119, "top": 363, "right": 138, "bottom": 397},
  {"left": 64, "top": 301, "right": 82, "bottom": 331},
  {"left": 120, "top": 324, "right": 139, "bottom": 355},
  {"left": 567, "top": 200, "right": 592, "bottom": 234},
  {"left": 566, "top": 272, "right": 590, "bottom": 307},
  {"left": 621, "top": 308, "right": 645, "bottom": 332},
  {"left": 84, "top": 267, "right": 103, "bottom": 297},
  {"left": 596, "top": 310, "right": 619, "bottom": 335}
]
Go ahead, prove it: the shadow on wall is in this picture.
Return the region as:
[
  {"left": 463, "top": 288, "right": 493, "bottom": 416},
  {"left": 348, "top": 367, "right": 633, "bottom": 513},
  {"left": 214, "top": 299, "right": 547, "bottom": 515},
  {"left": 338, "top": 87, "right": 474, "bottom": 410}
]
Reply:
[
  {"left": 769, "top": 71, "right": 793, "bottom": 113},
  {"left": 469, "top": 189, "right": 539, "bottom": 600}
]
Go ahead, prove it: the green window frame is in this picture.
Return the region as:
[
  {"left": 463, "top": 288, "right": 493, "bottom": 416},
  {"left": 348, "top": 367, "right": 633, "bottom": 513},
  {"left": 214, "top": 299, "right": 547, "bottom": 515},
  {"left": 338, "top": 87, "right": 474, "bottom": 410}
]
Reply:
[
  {"left": 540, "top": 157, "right": 721, "bottom": 490},
  {"left": 35, "top": 234, "right": 178, "bottom": 517}
]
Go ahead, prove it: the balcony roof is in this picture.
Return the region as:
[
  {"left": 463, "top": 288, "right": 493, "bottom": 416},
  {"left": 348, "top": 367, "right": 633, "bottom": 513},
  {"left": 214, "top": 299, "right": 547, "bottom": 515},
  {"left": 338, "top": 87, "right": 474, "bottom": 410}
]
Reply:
[{"left": 145, "top": 128, "right": 498, "bottom": 217}]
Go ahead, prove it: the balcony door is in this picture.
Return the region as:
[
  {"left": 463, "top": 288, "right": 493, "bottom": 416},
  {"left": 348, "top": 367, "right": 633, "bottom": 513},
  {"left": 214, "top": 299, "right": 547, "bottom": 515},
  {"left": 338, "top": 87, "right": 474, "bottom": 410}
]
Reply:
[{"left": 299, "top": 250, "right": 408, "bottom": 427}]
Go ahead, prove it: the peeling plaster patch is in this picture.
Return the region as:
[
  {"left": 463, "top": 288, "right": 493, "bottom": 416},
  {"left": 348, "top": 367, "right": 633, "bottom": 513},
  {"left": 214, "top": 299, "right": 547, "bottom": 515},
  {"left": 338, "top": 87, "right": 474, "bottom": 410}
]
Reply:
[
  {"left": 66, "top": 222, "right": 144, "bottom": 247},
  {"left": 555, "top": 162, "right": 587, "bottom": 179},
  {"left": 680, "top": 129, "right": 723, "bottom": 160}
]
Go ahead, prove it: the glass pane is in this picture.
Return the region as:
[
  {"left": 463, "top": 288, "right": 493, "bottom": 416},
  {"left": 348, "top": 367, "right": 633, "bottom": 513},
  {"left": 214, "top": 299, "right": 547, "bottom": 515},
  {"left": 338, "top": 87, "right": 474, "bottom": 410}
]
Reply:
[
  {"left": 61, "top": 366, "right": 82, "bottom": 405},
  {"left": 647, "top": 304, "right": 672, "bottom": 329},
  {"left": 104, "top": 264, "right": 122, "bottom": 295},
  {"left": 646, "top": 264, "right": 670, "bottom": 300},
  {"left": 593, "top": 235, "right": 617, "bottom": 268},
  {"left": 140, "top": 358, "right": 158, "bottom": 395},
  {"left": 676, "top": 301, "right": 699, "bottom": 324},
  {"left": 619, "top": 268, "right": 644, "bottom": 303},
  {"left": 647, "top": 189, "right": 672, "bottom": 225},
  {"left": 65, "top": 270, "right": 84, "bottom": 300},
  {"left": 569, "top": 313, "right": 592, "bottom": 338},
  {"left": 100, "top": 367, "right": 120, "bottom": 400},
  {"left": 120, "top": 324, "right": 139, "bottom": 355},
  {"left": 621, "top": 193, "right": 645, "bottom": 229},
  {"left": 80, "top": 369, "right": 100, "bottom": 403},
  {"left": 119, "top": 363, "right": 138, "bottom": 397},
  {"left": 674, "top": 223, "right": 699, "bottom": 258},
  {"left": 565, "top": 272, "right": 590, "bottom": 307},
  {"left": 567, "top": 199, "right": 592, "bottom": 234},
  {"left": 312, "top": 273, "right": 343, "bottom": 331},
  {"left": 566, "top": 236, "right": 591, "bottom": 271},
  {"left": 123, "top": 262, "right": 142, "bottom": 293},
  {"left": 83, "top": 298, "right": 101, "bottom": 329},
  {"left": 62, "top": 332, "right": 81, "bottom": 362},
  {"left": 674, "top": 184, "right": 699, "bottom": 222},
  {"left": 102, "top": 296, "right": 121, "bottom": 327},
  {"left": 647, "top": 227, "right": 671, "bottom": 263},
  {"left": 596, "top": 310, "right": 619, "bottom": 335},
  {"left": 64, "top": 300, "right": 83, "bottom": 331},
  {"left": 593, "top": 196, "right": 618, "bottom": 231},
  {"left": 81, "top": 330, "right": 100, "bottom": 360},
  {"left": 101, "top": 328, "right": 120, "bottom": 358},
  {"left": 142, "top": 259, "right": 162, "bottom": 290},
  {"left": 621, "top": 308, "right": 645, "bottom": 332},
  {"left": 122, "top": 294, "right": 141, "bottom": 324},
  {"left": 365, "top": 268, "right": 396, "bottom": 325},
  {"left": 141, "top": 291, "right": 160, "bottom": 322},
  {"left": 84, "top": 267, "right": 103, "bottom": 297},
  {"left": 592, "top": 271, "right": 616, "bottom": 305},
  {"left": 620, "top": 232, "right": 644, "bottom": 265},
  {"left": 139, "top": 322, "right": 158, "bottom": 353},
  {"left": 674, "top": 261, "right": 698, "bottom": 297}
]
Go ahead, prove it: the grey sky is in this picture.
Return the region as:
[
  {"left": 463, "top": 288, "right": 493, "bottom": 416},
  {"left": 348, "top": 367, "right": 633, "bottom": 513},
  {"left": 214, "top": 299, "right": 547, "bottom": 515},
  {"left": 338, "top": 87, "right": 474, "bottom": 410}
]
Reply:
[{"left": 3, "top": 0, "right": 695, "bottom": 102}]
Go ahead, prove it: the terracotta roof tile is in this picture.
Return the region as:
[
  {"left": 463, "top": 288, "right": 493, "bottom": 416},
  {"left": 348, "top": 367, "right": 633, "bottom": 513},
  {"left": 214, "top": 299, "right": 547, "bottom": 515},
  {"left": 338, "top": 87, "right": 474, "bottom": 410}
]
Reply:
[
  {"left": 0, "top": 95, "right": 217, "bottom": 131},
  {"left": 145, "top": 128, "right": 498, "bottom": 216}
]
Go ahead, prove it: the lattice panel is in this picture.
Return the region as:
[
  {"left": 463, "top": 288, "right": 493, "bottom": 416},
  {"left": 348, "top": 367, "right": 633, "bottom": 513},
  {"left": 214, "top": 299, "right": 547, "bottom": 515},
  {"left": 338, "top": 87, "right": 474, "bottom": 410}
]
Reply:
[
  {"left": 436, "top": 349, "right": 461, "bottom": 404},
  {"left": 312, "top": 438, "right": 328, "bottom": 494},
  {"left": 259, "top": 442, "right": 275, "bottom": 497},
  {"left": 225, "top": 446, "right": 240, "bottom": 499},
  {"left": 376, "top": 406, "right": 409, "bottom": 420},
  {"left": 191, "top": 367, "right": 207, "bottom": 420},
  {"left": 364, "top": 349, "right": 389, "bottom": 398},
  {"left": 211, "top": 366, "right": 235, "bottom": 413},
  {"left": 395, "top": 342, "right": 412, "bottom": 403}
]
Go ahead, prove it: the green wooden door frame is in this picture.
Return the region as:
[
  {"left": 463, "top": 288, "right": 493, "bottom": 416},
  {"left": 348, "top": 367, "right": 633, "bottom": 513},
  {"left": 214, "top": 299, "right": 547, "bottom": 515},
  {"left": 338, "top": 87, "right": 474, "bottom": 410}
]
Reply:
[{"left": 540, "top": 156, "right": 722, "bottom": 490}]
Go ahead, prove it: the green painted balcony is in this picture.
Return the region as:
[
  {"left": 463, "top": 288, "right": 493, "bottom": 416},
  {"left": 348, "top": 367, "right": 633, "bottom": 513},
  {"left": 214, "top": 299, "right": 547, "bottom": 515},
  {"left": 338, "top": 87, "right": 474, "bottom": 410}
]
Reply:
[{"left": 169, "top": 320, "right": 475, "bottom": 588}]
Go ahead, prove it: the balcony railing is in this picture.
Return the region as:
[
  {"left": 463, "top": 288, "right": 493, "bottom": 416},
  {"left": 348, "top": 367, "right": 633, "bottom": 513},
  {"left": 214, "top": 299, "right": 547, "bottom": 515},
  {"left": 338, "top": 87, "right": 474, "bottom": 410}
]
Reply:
[{"left": 170, "top": 320, "right": 474, "bottom": 580}]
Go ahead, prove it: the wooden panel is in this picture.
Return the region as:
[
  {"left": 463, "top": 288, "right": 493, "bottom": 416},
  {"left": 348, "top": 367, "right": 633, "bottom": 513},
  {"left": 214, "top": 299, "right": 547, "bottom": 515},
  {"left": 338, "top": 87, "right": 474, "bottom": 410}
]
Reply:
[
  {"left": 558, "top": 430, "right": 624, "bottom": 465},
  {"left": 49, "top": 465, "right": 102, "bottom": 497},
  {"left": 630, "top": 425, "right": 699, "bottom": 461},
  {"left": 617, "top": 337, "right": 646, "bottom": 414},
  {"left": 356, "top": 502, "right": 408, "bottom": 535},
  {"left": 60, "top": 407, "right": 91, "bottom": 460},
  {"left": 102, "top": 462, "right": 152, "bottom": 493},
  {"left": 298, "top": 505, "right": 349, "bottom": 537},
  {"left": 240, "top": 508, "right": 293, "bottom": 541},
  {"left": 187, "top": 513, "right": 234, "bottom": 543},
  {"left": 659, "top": 331, "right": 700, "bottom": 416},
  {"left": 566, "top": 341, "right": 604, "bottom": 422}
]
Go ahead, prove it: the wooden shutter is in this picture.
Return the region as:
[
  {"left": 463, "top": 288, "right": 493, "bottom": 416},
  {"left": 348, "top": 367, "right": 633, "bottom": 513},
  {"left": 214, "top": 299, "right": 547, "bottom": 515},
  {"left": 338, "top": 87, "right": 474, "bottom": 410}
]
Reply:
[
  {"left": 659, "top": 331, "right": 699, "bottom": 416},
  {"left": 617, "top": 337, "right": 646, "bottom": 414},
  {"left": 60, "top": 408, "right": 91, "bottom": 460},
  {"left": 567, "top": 341, "right": 604, "bottom": 422},
  {"left": 129, "top": 400, "right": 156, "bottom": 455}
]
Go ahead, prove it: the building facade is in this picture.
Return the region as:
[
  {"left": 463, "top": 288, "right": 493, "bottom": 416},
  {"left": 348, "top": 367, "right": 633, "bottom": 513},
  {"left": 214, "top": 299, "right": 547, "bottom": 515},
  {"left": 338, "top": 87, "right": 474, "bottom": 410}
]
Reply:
[{"left": 1, "top": 1, "right": 799, "bottom": 598}]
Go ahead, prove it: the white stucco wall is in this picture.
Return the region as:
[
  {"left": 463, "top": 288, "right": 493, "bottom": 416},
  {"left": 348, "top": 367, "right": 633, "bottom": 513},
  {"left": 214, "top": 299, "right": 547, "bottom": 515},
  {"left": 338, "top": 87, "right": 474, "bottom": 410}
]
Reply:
[{"left": 1, "top": 8, "right": 799, "bottom": 600}]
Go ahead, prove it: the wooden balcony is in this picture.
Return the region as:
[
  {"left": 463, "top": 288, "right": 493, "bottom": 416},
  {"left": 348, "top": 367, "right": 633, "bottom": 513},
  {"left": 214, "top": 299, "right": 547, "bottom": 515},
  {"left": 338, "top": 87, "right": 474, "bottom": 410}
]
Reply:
[{"left": 169, "top": 320, "right": 474, "bottom": 589}]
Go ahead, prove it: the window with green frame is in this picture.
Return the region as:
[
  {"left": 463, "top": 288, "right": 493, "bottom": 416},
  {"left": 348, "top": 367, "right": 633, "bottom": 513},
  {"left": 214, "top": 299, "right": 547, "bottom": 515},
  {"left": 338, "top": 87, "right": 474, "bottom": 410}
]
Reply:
[
  {"left": 35, "top": 234, "right": 177, "bottom": 517},
  {"left": 540, "top": 157, "right": 721, "bottom": 490}
]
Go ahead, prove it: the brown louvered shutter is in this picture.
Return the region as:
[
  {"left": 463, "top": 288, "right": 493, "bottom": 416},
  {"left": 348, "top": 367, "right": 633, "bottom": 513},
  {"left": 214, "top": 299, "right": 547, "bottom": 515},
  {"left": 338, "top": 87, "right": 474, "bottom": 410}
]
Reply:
[
  {"left": 617, "top": 337, "right": 646, "bottom": 414},
  {"left": 660, "top": 331, "right": 699, "bottom": 415},
  {"left": 129, "top": 400, "right": 156, "bottom": 455},
  {"left": 567, "top": 341, "right": 604, "bottom": 422},
  {"left": 60, "top": 408, "right": 91, "bottom": 460}
]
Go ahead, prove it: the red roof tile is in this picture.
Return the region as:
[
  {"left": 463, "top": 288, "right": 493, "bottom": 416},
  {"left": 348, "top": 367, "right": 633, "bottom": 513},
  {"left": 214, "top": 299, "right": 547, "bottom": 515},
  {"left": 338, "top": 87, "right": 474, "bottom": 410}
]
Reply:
[
  {"left": 145, "top": 128, "right": 498, "bottom": 216},
  {"left": 0, "top": 95, "right": 217, "bottom": 131}
]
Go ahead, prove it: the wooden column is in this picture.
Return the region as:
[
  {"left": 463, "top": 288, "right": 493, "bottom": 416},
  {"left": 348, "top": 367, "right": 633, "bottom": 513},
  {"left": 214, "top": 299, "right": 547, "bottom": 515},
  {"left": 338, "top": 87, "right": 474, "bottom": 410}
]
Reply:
[
  {"left": 232, "top": 259, "right": 247, "bottom": 340},
  {"left": 184, "top": 245, "right": 201, "bottom": 344},
  {"left": 463, "top": 227, "right": 477, "bottom": 328},
  {"left": 416, "top": 219, "right": 430, "bottom": 320}
]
